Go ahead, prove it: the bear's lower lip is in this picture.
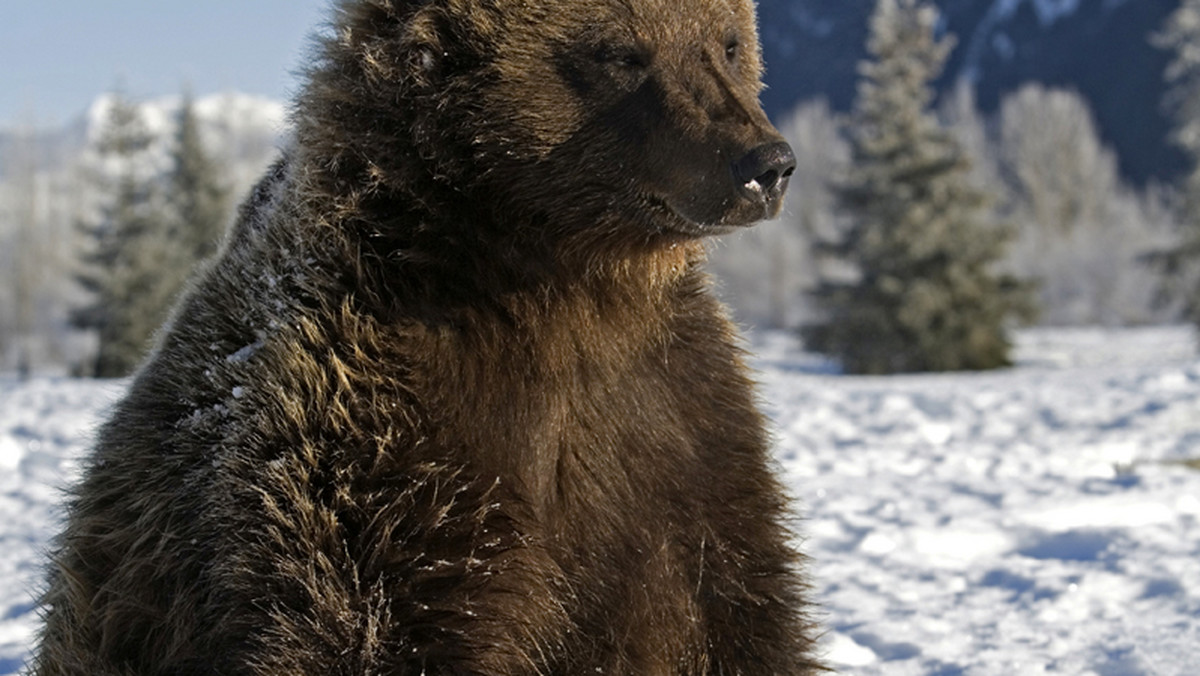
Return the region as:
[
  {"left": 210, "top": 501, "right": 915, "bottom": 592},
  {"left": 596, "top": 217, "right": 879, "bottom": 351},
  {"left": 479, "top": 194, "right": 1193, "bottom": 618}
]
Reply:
[{"left": 650, "top": 196, "right": 760, "bottom": 237}]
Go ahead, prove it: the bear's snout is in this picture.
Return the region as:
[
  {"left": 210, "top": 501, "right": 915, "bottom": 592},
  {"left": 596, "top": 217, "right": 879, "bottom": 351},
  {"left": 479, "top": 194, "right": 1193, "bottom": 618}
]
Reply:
[{"left": 732, "top": 141, "right": 796, "bottom": 216}]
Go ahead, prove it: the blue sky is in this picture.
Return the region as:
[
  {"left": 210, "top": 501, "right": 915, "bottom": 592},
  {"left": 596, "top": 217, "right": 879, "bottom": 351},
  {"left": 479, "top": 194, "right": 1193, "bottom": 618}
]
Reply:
[{"left": 1, "top": 1, "right": 331, "bottom": 127}]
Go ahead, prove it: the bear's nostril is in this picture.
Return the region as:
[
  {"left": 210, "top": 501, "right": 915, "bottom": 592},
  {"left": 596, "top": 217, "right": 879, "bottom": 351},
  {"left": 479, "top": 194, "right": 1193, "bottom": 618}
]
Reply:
[
  {"left": 733, "top": 141, "right": 797, "bottom": 197},
  {"left": 753, "top": 170, "right": 780, "bottom": 193}
]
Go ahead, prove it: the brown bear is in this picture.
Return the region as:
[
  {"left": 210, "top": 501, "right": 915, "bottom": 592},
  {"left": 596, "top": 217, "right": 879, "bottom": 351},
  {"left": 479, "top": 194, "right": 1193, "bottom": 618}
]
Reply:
[{"left": 32, "top": 0, "right": 821, "bottom": 674}]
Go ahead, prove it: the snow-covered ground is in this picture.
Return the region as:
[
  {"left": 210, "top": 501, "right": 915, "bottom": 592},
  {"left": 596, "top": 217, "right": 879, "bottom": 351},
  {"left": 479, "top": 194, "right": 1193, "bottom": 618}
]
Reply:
[
  {"left": 0, "top": 378, "right": 124, "bottom": 674},
  {"left": 757, "top": 326, "right": 1200, "bottom": 675},
  {"left": 2, "top": 327, "right": 1198, "bottom": 674}
]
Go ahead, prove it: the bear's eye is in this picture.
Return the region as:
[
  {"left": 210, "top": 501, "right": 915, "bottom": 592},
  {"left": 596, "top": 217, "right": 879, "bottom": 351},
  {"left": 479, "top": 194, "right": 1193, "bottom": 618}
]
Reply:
[
  {"left": 724, "top": 38, "right": 739, "bottom": 63},
  {"left": 597, "top": 46, "right": 649, "bottom": 70}
]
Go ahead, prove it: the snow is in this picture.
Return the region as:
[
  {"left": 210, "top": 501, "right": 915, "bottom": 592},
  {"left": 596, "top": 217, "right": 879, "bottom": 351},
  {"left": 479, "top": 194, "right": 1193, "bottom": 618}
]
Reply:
[
  {"left": 2, "top": 326, "right": 1199, "bottom": 673},
  {"left": 0, "top": 378, "right": 123, "bottom": 673},
  {"left": 963, "top": 0, "right": 1103, "bottom": 82},
  {"left": 980, "top": 0, "right": 1083, "bottom": 30},
  {"left": 754, "top": 325, "right": 1200, "bottom": 674},
  {"left": 1029, "top": 0, "right": 1082, "bottom": 28}
]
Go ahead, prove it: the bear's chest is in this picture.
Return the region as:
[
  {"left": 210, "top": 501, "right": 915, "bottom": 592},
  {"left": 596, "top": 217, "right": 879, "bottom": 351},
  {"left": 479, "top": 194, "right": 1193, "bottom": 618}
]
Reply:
[{"left": 427, "top": 333, "right": 708, "bottom": 510}]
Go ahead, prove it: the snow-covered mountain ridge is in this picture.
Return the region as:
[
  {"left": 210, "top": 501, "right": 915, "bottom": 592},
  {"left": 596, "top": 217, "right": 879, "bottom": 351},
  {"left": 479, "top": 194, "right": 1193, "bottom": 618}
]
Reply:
[{"left": 0, "top": 91, "right": 286, "bottom": 188}]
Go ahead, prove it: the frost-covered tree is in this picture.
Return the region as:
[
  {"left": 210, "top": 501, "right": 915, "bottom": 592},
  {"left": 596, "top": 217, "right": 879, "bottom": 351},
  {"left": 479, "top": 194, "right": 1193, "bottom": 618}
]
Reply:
[
  {"left": 1153, "top": 0, "right": 1200, "bottom": 327},
  {"left": 998, "top": 85, "right": 1117, "bottom": 238},
  {"left": 803, "top": 0, "right": 1034, "bottom": 375},
  {"left": 939, "top": 81, "right": 1003, "bottom": 203},
  {"left": 0, "top": 90, "right": 276, "bottom": 376},
  {"left": 998, "top": 84, "right": 1178, "bottom": 326},
  {"left": 0, "top": 118, "right": 95, "bottom": 377},
  {"left": 1, "top": 124, "right": 45, "bottom": 378},
  {"left": 72, "top": 89, "right": 235, "bottom": 377},
  {"left": 166, "top": 91, "right": 230, "bottom": 265},
  {"left": 72, "top": 91, "right": 175, "bottom": 377}
]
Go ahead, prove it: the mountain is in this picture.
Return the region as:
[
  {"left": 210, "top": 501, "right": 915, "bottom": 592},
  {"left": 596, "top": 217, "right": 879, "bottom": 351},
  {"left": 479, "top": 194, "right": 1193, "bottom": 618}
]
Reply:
[
  {"left": 0, "top": 92, "right": 286, "bottom": 192},
  {"left": 756, "top": 0, "right": 1185, "bottom": 186}
]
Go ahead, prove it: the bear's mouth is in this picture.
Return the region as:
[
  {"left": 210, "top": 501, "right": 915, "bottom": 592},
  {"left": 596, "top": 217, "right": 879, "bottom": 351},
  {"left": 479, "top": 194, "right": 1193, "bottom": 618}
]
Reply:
[{"left": 649, "top": 194, "right": 762, "bottom": 238}]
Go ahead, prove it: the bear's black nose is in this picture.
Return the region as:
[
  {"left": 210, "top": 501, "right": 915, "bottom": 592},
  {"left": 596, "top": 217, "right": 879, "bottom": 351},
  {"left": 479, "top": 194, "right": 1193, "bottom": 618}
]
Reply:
[{"left": 733, "top": 141, "right": 796, "bottom": 198}]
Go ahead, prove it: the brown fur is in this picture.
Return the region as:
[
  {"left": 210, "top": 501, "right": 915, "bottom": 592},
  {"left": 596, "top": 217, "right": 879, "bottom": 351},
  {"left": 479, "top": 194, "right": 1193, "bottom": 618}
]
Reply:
[{"left": 31, "top": 0, "right": 822, "bottom": 674}]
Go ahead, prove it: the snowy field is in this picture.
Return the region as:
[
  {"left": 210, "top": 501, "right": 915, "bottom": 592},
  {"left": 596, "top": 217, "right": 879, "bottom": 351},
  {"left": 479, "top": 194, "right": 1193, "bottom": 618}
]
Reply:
[{"left": 2, "top": 326, "right": 1198, "bottom": 674}]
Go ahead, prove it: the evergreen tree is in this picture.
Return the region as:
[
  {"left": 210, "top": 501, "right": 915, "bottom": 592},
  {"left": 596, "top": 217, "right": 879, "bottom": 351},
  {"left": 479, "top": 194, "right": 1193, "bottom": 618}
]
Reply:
[
  {"left": 1153, "top": 0, "right": 1200, "bottom": 328},
  {"left": 803, "top": 0, "right": 1035, "bottom": 375},
  {"left": 72, "top": 91, "right": 173, "bottom": 377},
  {"left": 72, "top": 90, "right": 233, "bottom": 377},
  {"left": 167, "top": 90, "right": 230, "bottom": 266}
]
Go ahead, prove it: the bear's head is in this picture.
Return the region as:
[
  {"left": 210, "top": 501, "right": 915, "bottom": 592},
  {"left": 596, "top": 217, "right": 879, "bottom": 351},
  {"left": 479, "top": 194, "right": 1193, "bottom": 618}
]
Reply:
[{"left": 300, "top": 0, "right": 793, "bottom": 251}]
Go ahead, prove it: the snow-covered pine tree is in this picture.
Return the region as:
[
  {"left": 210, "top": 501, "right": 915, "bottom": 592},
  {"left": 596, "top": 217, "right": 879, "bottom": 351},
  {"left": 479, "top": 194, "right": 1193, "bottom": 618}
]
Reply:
[
  {"left": 72, "top": 91, "right": 175, "bottom": 377},
  {"left": 803, "top": 0, "right": 1035, "bottom": 375},
  {"left": 1153, "top": 0, "right": 1200, "bottom": 329},
  {"left": 167, "top": 90, "right": 230, "bottom": 266}
]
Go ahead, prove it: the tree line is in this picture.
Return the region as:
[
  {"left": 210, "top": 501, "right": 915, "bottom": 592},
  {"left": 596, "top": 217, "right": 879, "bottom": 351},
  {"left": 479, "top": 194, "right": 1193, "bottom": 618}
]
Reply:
[{"left": 0, "top": 91, "right": 277, "bottom": 378}]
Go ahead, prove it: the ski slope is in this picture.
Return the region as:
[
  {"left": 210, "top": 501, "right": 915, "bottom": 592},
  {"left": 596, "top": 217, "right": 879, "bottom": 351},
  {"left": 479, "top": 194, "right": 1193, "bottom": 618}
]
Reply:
[{"left": 2, "top": 326, "right": 1198, "bottom": 674}]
